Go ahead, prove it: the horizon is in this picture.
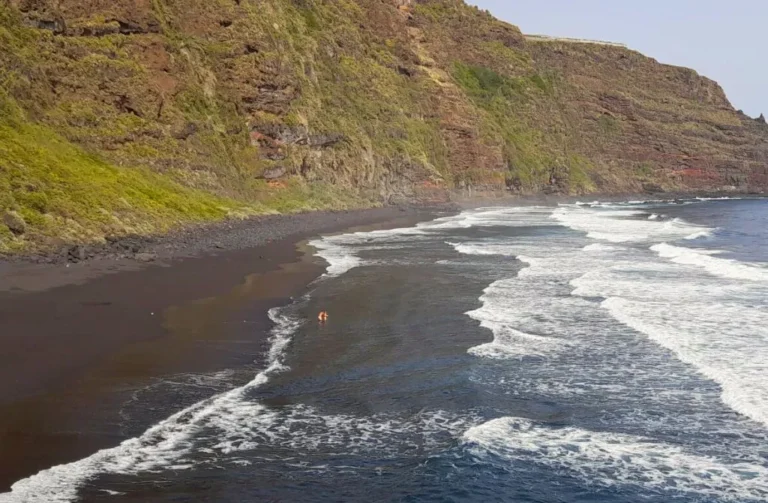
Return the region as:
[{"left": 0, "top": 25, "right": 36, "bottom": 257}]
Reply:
[{"left": 468, "top": 0, "right": 766, "bottom": 118}]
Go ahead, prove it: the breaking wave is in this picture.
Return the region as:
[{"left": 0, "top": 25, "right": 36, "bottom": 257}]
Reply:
[
  {"left": 652, "top": 242, "right": 768, "bottom": 282},
  {"left": 0, "top": 307, "right": 303, "bottom": 503},
  {"left": 464, "top": 417, "right": 768, "bottom": 501}
]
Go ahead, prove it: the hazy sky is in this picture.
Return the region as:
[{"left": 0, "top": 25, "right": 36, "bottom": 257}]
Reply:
[{"left": 467, "top": 1, "right": 766, "bottom": 117}]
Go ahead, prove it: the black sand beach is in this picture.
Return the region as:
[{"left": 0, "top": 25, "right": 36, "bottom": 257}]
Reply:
[{"left": 0, "top": 206, "right": 443, "bottom": 490}]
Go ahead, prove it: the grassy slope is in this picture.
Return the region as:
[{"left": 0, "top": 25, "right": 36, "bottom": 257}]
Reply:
[
  {"left": 0, "top": 92, "right": 245, "bottom": 253},
  {"left": 1, "top": 0, "right": 764, "bottom": 253},
  {"left": 0, "top": 3, "right": 373, "bottom": 253},
  {"left": 409, "top": 1, "right": 598, "bottom": 193},
  {"left": 0, "top": 8, "right": 241, "bottom": 253}
]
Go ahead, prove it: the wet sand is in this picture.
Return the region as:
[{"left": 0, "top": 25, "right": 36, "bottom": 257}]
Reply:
[{"left": 0, "top": 207, "right": 442, "bottom": 491}]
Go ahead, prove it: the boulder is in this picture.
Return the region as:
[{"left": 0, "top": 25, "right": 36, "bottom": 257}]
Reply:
[
  {"left": 642, "top": 182, "right": 665, "bottom": 194},
  {"left": 135, "top": 253, "right": 158, "bottom": 263},
  {"left": 67, "top": 245, "right": 87, "bottom": 262},
  {"left": 250, "top": 125, "right": 345, "bottom": 149},
  {"left": 308, "top": 133, "right": 345, "bottom": 148},
  {"left": 259, "top": 166, "right": 287, "bottom": 180},
  {"left": 3, "top": 211, "right": 27, "bottom": 235}
]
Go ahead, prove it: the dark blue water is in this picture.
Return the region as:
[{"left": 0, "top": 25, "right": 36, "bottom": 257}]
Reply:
[
  {"left": 4, "top": 198, "right": 768, "bottom": 502},
  {"left": 662, "top": 198, "right": 768, "bottom": 262}
]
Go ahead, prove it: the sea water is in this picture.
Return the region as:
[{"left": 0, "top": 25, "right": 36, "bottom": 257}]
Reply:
[{"left": 3, "top": 198, "right": 768, "bottom": 502}]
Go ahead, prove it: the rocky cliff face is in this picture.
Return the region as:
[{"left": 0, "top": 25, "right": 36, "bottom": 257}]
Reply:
[{"left": 1, "top": 0, "right": 766, "bottom": 251}]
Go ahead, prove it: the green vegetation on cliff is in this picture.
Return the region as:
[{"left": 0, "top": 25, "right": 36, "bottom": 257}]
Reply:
[
  {"left": 0, "top": 83, "right": 242, "bottom": 253},
  {"left": 1, "top": 0, "right": 766, "bottom": 253}
]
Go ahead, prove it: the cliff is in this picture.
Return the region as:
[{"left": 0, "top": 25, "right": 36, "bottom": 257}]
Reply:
[{"left": 1, "top": 0, "right": 766, "bottom": 252}]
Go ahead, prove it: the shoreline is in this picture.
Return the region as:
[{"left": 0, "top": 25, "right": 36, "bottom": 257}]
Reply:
[
  {"left": 0, "top": 205, "right": 453, "bottom": 294},
  {"left": 0, "top": 205, "right": 446, "bottom": 491},
  {"left": 4, "top": 189, "right": 763, "bottom": 271},
  {"left": 0, "top": 194, "right": 762, "bottom": 491}
]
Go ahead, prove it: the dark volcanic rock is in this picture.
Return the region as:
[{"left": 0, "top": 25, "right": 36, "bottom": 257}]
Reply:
[
  {"left": 259, "top": 166, "right": 287, "bottom": 180},
  {"left": 308, "top": 133, "right": 345, "bottom": 148},
  {"left": 135, "top": 252, "right": 158, "bottom": 263},
  {"left": 67, "top": 245, "right": 86, "bottom": 262},
  {"left": 642, "top": 182, "right": 665, "bottom": 194}
]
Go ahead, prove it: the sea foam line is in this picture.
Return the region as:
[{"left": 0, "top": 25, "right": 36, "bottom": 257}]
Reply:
[
  {"left": 552, "top": 206, "right": 712, "bottom": 243},
  {"left": 310, "top": 206, "right": 557, "bottom": 277},
  {"left": 600, "top": 296, "right": 768, "bottom": 428},
  {"left": 652, "top": 243, "right": 768, "bottom": 282},
  {"left": 552, "top": 204, "right": 768, "bottom": 429},
  {"left": 464, "top": 417, "right": 768, "bottom": 501},
  {"left": 0, "top": 308, "right": 302, "bottom": 503}
]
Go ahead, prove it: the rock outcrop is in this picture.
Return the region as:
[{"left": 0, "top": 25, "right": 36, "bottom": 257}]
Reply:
[
  {"left": 1, "top": 0, "right": 766, "bottom": 252},
  {"left": 3, "top": 211, "right": 26, "bottom": 235}
]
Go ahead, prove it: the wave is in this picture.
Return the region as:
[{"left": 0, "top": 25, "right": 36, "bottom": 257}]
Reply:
[
  {"left": 310, "top": 237, "right": 365, "bottom": 277},
  {"left": 447, "top": 241, "right": 517, "bottom": 257},
  {"left": 696, "top": 196, "right": 746, "bottom": 201},
  {"left": 551, "top": 204, "right": 768, "bottom": 429},
  {"left": 309, "top": 225, "right": 426, "bottom": 277},
  {"left": 465, "top": 270, "right": 571, "bottom": 359},
  {"left": 451, "top": 203, "right": 768, "bottom": 500},
  {"left": 684, "top": 230, "right": 713, "bottom": 240},
  {"left": 552, "top": 206, "right": 709, "bottom": 243},
  {"left": 311, "top": 207, "right": 556, "bottom": 277},
  {"left": 209, "top": 405, "right": 480, "bottom": 461},
  {"left": 453, "top": 208, "right": 597, "bottom": 359},
  {"left": 466, "top": 277, "right": 566, "bottom": 358},
  {"left": 0, "top": 307, "right": 303, "bottom": 503},
  {"left": 601, "top": 295, "right": 768, "bottom": 428},
  {"left": 571, "top": 252, "right": 768, "bottom": 429},
  {"left": 652, "top": 243, "right": 768, "bottom": 282},
  {"left": 459, "top": 204, "right": 768, "bottom": 433},
  {"left": 463, "top": 417, "right": 768, "bottom": 501}
]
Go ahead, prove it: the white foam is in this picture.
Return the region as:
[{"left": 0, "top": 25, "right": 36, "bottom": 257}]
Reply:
[
  {"left": 310, "top": 237, "right": 364, "bottom": 277},
  {"left": 652, "top": 243, "right": 768, "bottom": 282},
  {"left": 684, "top": 230, "right": 713, "bottom": 240},
  {"left": 448, "top": 242, "right": 516, "bottom": 257},
  {"left": 0, "top": 307, "right": 302, "bottom": 503},
  {"left": 311, "top": 207, "right": 557, "bottom": 277},
  {"left": 464, "top": 417, "right": 768, "bottom": 500},
  {"left": 466, "top": 274, "right": 568, "bottom": 358},
  {"left": 601, "top": 295, "right": 768, "bottom": 428},
  {"left": 451, "top": 207, "right": 599, "bottom": 359},
  {"left": 582, "top": 243, "right": 620, "bottom": 252},
  {"left": 552, "top": 206, "right": 709, "bottom": 243},
  {"left": 460, "top": 204, "right": 768, "bottom": 433},
  {"left": 456, "top": 203, "right": 768, "bottom": 497},
  {"left": 209, "top": 405, "right": 479, "bottom": 459},
  {"left": 427, "top": 206, "right": 557, "bottom": 230},
  {"left": 570, "top": 247, "right": 768, "bottom": 429},
  {"left": 468, "top": 299, "right": 567, "bottom": 359},
  {"left": 462, "top": 262, "right": 575, "bottom": 358}
]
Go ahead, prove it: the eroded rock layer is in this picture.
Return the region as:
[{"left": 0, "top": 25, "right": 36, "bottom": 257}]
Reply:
[{"left": 1, "top": 0, "right": 766, "bottom": 251}]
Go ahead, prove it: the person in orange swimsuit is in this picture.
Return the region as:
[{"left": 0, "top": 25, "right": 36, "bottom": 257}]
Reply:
[{"left": 318, "top": 311, "right": 328, "bottom": 323}]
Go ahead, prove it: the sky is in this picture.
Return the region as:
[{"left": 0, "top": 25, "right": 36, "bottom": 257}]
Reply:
[{"left": 466, "top": 0, "right": 766, "bottom": 117}]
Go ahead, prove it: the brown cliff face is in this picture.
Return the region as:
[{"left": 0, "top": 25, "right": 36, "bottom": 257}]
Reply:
[
  {"left": 1, "top": 0, "right": 766, "bottom": 251},
  {"left": 526, "top": 41, "right": 768, "bottom": 191}
]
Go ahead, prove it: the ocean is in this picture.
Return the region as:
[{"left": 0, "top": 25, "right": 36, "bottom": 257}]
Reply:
[{"left": 3, "top": 197, "right": 768, "bottom": 502}]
